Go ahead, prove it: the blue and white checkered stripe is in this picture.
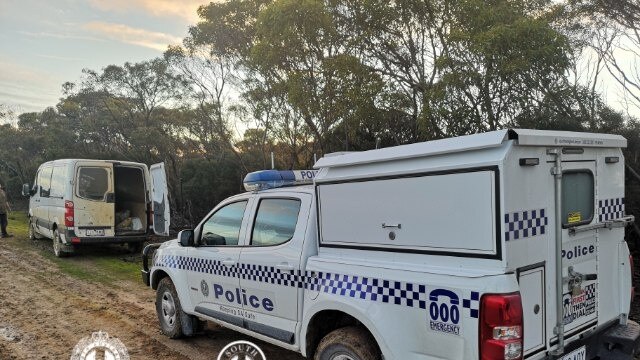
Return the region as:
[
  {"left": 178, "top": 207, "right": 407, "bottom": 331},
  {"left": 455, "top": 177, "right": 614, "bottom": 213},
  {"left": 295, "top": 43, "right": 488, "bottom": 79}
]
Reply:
[
  {"left": 156, "top": 255, "right": 480, "bottom": 317},
  {"left": 599, "top": 198, "right": 624, "bottom": 222},
  {"left": 462, "top": 291, "right": 480, "bottom": 318},
  {"left": 306, "top": 272, "right": 428, "bottom": 308},
  {"left": 504, "top": 208, "right": 548, "bottom": 241}
]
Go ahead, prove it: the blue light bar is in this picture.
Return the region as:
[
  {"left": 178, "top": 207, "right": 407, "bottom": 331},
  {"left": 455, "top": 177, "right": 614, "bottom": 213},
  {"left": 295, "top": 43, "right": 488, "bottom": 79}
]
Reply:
[{"left": 243, "top": 170, "right": 318, "bottom": 191}]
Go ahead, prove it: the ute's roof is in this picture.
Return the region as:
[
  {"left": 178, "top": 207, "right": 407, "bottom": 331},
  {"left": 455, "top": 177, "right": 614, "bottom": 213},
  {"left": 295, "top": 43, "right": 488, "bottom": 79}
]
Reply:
[{"left": 314, "top": 129, "right": 627, "bottom": 169}]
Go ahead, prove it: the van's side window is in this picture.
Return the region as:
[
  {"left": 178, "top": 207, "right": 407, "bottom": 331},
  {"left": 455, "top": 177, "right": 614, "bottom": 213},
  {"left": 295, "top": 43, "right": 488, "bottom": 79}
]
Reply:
[
  {"left": 251, "top": 199, "right": 301, "bottom": 246},
  {"left": 38, "top": 167, "right": 53, "bottom": 197},
  {"left": 562, "top": 170, "right": 594, "bottom": 227},
  {"left": 77, "top": 167, "right": 109, "bottom": 201},
  {"left": 50, "top": 166, "right": 66, "bottom": 198},
  {"left": 200, "top": 201, "right": 247, "bottom": 246}
]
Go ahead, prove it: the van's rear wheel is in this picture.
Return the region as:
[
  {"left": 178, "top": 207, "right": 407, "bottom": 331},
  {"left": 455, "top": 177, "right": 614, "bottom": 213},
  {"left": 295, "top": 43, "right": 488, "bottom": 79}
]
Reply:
[
  {"left": 52, "top": 229, "right": 67, "bottom": 258},
  {"left": 314, "top": 326, "right": 381, "bottom": 360},
  {"left": 128, "top": 242, "right": 143, "bottom": 254}
]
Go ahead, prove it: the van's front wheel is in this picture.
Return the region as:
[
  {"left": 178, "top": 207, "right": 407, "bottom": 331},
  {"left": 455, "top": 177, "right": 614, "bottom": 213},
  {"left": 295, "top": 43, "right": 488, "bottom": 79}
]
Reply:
[
  {"left": 314, "top": 326, "right": 381, "bottom": 360},
  {"left": 52, "top": 229, "right": 67, "bottom": 258},
  {"left": 28, "top": 219, "right": 41, "bottom": 241}
]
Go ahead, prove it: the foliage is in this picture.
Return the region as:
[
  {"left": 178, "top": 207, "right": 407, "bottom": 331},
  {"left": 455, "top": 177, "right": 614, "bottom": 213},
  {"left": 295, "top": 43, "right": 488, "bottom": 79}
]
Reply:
[{"left": 1, "top": 0, "right": 640, "bottom": 225}]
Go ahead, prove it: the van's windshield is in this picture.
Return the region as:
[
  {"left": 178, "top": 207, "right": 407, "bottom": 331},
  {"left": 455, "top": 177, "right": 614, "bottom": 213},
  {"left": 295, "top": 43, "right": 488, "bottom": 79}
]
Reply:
[{"left": 77, "top": 167, "right": 109, "bottom": 201}]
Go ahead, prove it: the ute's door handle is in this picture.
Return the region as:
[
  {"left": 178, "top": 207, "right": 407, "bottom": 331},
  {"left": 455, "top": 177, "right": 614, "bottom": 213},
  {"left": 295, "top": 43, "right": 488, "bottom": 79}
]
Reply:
[
  {"left": 276, "top": 263, "right": 294, "bottom": 271},
  {"left": 222, "top": 259, "right": 236, "bottom": 267}
]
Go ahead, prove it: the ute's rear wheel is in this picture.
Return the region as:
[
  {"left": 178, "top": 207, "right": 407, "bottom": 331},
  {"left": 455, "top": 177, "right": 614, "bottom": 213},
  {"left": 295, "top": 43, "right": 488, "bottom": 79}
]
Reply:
[{"left": 314, "top": 327, "right": 381, "bottom": 360}]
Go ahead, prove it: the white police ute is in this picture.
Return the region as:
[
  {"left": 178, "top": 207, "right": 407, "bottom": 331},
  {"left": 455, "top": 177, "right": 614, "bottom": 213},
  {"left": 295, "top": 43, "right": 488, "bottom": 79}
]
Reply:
[{"left": 142, "top": 129, "right": 640, "bottom": 360}]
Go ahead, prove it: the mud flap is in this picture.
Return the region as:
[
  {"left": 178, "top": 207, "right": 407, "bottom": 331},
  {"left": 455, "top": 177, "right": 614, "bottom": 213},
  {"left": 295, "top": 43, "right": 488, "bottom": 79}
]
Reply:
[
  {"left": 598, "top": 320, "right": 640, "bottom": 359},
  {"left": 180, "top": 314, "right": 202, "bottom": 337}
]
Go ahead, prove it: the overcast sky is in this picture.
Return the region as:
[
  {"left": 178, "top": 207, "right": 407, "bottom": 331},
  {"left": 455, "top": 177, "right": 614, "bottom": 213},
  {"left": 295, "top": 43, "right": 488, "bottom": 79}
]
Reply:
[
  {"left": 0, "top": 0, "right": 638, "bottom": 119},
  {"left": 0, "top": 0, "right": 205, "bottom": 113}
]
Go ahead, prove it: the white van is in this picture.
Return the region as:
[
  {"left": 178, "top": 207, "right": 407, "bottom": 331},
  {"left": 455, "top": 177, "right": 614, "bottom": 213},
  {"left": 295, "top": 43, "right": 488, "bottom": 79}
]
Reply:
[
  {"left": 23, "top": 159, "right": 170, "bottom": 257},
  {"left": 143, "top": 129, "right": 639, "bottom": 360}
]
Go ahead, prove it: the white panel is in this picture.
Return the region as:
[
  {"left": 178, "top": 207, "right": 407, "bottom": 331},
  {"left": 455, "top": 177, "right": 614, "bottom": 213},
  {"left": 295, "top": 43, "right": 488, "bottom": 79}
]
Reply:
[
  {"left": 318, "top": 170, "right": 496, "bottom": 254},
  {"left": 519, "top": 267, "right": 545, "bottom": 353},
  {"left": 150, "top": 162, "right": 170, "bottom": 236}
]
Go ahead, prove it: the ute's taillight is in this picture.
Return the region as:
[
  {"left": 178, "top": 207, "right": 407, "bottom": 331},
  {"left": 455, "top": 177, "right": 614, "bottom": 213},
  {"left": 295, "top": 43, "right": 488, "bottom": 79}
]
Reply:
[
  {"left": 64, "top": 201, "right": 74, "bottom": 227},
  {"left": 480, "top": 292, "right": 523, "bottom": 360}
]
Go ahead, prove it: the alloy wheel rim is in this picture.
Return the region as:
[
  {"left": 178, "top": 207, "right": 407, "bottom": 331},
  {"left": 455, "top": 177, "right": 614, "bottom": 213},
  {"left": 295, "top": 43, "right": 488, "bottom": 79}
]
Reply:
[
  {"left": 331, "top": 355, "right": 355, "bottom": 360},
  {"left": 161, "top": 292, "right": 177, "bottom": 327}
]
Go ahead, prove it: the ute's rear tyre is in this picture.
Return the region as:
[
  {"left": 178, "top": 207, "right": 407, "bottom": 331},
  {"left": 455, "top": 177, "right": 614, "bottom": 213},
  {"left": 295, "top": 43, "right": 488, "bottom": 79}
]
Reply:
[{"left": 314, "top": 326, "right": 381, "bottom": 360}]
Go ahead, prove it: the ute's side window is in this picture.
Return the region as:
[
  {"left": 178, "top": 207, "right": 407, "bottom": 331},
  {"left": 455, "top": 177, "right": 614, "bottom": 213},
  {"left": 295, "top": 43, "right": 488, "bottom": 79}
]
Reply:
[
  {"left": 251, "top": 198, "right": 301, "bottom": 246},
  {"left": 38, "top": 167, "right": 53, "bottom": 197},
  {"left": 562, "top": 170, "right": 594, "bottom": 227},
  {"left": 200, "top": 201, "right": 248, "bottom": 246},
  {"left": 77, "top": 167, "right": 109, "bottom": 201}
]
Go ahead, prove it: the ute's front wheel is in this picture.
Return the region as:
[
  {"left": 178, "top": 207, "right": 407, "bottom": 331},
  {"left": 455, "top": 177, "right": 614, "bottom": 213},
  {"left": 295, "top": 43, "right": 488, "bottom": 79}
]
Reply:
[
  {"left": 156, "top": 277, "right": 185, "bottom": 338},
  {"left": 314, "top": 326, "right": 381, "bottom": 360}
]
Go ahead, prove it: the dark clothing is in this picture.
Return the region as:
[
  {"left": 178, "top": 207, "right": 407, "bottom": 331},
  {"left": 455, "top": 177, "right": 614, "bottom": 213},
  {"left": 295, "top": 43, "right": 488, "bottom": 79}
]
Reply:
[{"left": 0, "top": 213, "right": 7, "bottom": 236}]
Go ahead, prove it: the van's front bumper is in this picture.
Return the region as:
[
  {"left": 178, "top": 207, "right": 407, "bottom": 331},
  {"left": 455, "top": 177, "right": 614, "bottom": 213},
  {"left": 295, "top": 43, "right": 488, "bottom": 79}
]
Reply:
[{"left": 544, "top": 320, "right": 640, "bottom": 359}]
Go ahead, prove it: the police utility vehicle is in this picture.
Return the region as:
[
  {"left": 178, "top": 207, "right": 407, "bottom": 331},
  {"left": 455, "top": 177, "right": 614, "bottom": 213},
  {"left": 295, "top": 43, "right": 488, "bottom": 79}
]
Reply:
[{"left": 142, "top": 129, "right": 640, "bottom": 360}]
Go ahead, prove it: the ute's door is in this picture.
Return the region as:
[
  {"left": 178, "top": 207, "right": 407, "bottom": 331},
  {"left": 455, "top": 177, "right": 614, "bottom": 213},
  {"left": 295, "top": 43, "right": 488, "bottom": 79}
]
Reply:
[
  {"left": 188, "top": 199, "right": 252, "bottom": 327},
  {"left": 558, "top": 161, "right": 599, "bottom": 334},
  {"left": 238, "top": 192, "right": 311, "bottom": 344},
  {"left": 150, "top": 162, "right": 170, "bottom": 236},
  {"left": 74, "top": 162, "right": 115, "bottom": 238}
]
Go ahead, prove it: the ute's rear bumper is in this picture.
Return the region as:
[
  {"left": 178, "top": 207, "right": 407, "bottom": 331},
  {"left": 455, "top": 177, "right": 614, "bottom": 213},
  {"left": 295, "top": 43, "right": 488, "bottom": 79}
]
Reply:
[{"left": 542, "top": 320, "right": 640, "bottom": 359}]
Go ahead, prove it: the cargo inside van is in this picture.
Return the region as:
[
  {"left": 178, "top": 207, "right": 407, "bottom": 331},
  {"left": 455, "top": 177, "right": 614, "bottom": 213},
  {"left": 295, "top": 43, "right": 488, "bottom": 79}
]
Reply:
[{"left": 114, "top": 165, "right": 148, "bottom": 235}]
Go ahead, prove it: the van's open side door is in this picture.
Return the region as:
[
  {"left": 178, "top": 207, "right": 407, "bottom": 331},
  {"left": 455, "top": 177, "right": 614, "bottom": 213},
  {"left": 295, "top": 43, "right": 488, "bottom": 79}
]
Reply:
[{"left": 150, "top": 163, "right": 170, "bottom": 236}]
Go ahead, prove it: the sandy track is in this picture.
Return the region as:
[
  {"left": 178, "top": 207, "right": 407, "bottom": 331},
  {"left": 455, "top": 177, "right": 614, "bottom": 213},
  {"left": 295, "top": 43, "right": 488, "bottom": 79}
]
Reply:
[{"left": 0, "top": 240, "right": 304, "bottom": 360}]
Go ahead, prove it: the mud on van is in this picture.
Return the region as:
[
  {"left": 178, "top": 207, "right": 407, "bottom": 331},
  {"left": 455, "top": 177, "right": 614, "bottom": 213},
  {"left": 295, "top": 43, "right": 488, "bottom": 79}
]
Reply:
[{"left": 23, "top": 159, "right": 170, "bottom": 257}]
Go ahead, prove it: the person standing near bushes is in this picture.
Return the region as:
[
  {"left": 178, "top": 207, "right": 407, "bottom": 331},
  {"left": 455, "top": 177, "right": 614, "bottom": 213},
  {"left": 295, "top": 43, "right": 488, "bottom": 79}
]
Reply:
[{"left": 0, "top": 184, "right": 13, "bottom": 238}]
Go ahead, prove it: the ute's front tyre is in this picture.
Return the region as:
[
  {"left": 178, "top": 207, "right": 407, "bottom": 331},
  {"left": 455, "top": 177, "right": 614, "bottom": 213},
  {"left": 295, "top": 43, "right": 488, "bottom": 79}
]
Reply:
[
  {"left": 156, "top": 277, "right": 185, "bottom": 338},
  {"left": 314, "top": 326, "right": 381, "bottom": 360}
]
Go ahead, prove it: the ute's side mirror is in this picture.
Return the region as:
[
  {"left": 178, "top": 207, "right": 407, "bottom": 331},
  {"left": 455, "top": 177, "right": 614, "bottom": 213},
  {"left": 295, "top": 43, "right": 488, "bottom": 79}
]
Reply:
[{"left": 178, "top": 229, "right": 194, "bottom": 247}]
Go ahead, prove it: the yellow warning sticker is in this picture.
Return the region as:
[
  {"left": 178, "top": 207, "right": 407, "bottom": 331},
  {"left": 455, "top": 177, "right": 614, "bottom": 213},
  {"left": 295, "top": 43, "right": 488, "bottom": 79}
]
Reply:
[{"left": 568, "top": 212, "right": 582, "bottom": 224}]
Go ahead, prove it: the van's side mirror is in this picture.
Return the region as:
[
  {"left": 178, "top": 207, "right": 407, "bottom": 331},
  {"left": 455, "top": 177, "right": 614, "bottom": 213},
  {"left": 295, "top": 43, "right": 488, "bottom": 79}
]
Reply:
[
  {"left": 22, "top": 184, "right": 34, "bottom": 197},
  {"left": 178, "top": 229, "right": 194, "bottom": 247}
]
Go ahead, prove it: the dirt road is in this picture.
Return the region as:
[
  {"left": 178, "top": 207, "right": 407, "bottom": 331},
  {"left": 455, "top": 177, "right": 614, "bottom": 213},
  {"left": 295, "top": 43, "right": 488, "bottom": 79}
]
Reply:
[{"left": 0, "top": 215, "right": 305, "bottom": 360}]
